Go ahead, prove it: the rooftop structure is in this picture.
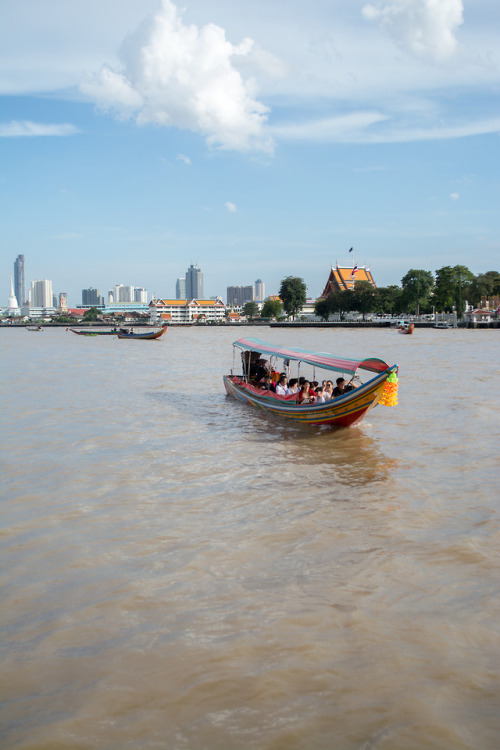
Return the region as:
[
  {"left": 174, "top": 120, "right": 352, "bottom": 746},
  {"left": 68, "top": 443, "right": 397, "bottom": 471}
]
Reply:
[
  {"left": 321, "top": 263, "right": 376, "bottom": 297},
  {"left": 150, "top": 298, "right": 226, "bottom": 324}
]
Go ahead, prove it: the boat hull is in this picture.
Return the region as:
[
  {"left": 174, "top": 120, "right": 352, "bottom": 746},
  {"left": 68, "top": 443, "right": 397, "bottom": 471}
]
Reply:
[
  {"left": 223, "top": 368, "right": 396, "bottom": 427},
  {"left": 70, "top": 329, "right": 118, "bottom": 336},
  {"left": 116, "top": 327, "right": 168, "bottom": 340}
]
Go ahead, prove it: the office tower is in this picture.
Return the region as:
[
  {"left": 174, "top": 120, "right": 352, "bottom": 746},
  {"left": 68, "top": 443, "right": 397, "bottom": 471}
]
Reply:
[
  {"left": 255, "top": 279, "right": 265, "bottom": 302},
  {"left": 14, "top": 255, "right": 25, "bottom": 305},
  {"left": 185, "top": 264, "right": 203, "bottom": 299},
  {"left": 82, "top": 287, "right": 104, "bottom": 306},
  {"left": 30, "top": 280, "right": 53, "bottom": 307},
  {"left": 227, "top": 285, "right": 254, "bottom": 307},
  {"left": 176, "top": 277, "right": 186, "bottom": 300},
  {"left": 134, "top": 287, "right": 147, "bottom": 303}
]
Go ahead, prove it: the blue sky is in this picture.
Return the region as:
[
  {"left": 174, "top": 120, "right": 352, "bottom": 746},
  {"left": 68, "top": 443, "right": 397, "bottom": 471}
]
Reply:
[{"left": 1, "top": 0, "right": 499, "bottom": 306}]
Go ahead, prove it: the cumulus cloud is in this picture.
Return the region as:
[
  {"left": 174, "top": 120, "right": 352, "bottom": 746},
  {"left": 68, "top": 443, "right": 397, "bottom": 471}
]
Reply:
[
  {"left": 80, "top": 0, "right": 273, "bottom": 153},
  {"left": 176, "top": 153, "right": 192, "bottom": 165},
  {"left": 0, "top": 120, "right": 79, "bottom": 137},
  {"left": 225, "top": 202, "right": 237, "bottom": 212},
  {"left": 362, "top": 0, "right": 464, "bottom": 62}
]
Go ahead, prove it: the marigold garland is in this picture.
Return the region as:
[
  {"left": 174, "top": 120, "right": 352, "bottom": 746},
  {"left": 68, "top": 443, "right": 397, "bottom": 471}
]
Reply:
[{"left": 379, "top": 372, "right": 398, "bottom": 407}]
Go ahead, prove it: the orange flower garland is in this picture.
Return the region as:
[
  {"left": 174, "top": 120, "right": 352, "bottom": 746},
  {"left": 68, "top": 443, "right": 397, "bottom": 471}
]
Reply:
[{"left": 379, "top": 372, "right": 398, "bottom": 407}]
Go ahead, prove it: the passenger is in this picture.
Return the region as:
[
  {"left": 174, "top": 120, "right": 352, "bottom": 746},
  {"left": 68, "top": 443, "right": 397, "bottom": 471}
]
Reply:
[
  {"left": 315, "top": 386, "right": 326, "bottom": 403},
  {"left": 332, "top": 377, "right": 356, "bottom": 398},
  {"left": 288, "top": 378, "right": 299, "bottom": 394},
  {"left": 297, "top": 381, "right": 316, "bottom": 404},
  {"left": 324, "top": 381, "right": 334, "bottom": 400},
  {"left": 298, "top": 376, "right": 306, "bottom": 388},
  {"left": 275, "top": 375, "right": 289, "bottom": 396},
  {"left": 260, "top": 375, "right": 274, "bottom": 391},
  {"left": 255, "top": 359, "right": 269, "bottom": 382}
]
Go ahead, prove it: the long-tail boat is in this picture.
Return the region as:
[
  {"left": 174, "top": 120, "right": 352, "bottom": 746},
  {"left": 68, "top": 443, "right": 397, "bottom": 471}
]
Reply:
[
  {"left": 223, "top": 337, "right": 399, "bottom": 427},
  {"left": 70, "top": 328, "right": 119, "bottom": 336},
  {"left": 116, "top": 326, "right": 168, "bottom": 340},
  {"left": 398, "top": 323, "right": 414, "bottom": 334}
]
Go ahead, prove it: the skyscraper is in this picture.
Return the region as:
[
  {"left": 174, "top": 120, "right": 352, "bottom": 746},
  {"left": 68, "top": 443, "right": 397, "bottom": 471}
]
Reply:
[
  {"left": 134, "top": 287, "right": 147, "bottom": 303},
  {"left": 82, "top": 287, "right": 104, "bottom": 306},
  {"left": 176, "top": 277, "right": 186, "bottom": 300},
  {"left": 227, "top": 285, "right": 254, "bottom": 306},
  {"left": 255, "top": 279, "right": 265, "bottom": 302},
  {"left": 185, "top": 264, "right": 203, "bottom": 299},
  {"left": 14, "top": 254, "right": 25, "bottom": 305},
  {"left": 30, "top": 280, "right": 53, "bottom": 307}
]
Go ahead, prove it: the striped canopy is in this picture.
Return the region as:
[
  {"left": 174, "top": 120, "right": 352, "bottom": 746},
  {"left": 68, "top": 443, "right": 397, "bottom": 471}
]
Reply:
[{"left": 234, "top": 337, "right": 391, "bottom": 375}]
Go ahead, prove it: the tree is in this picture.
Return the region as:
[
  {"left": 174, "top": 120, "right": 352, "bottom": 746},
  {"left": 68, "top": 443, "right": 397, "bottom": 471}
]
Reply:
[
  {"left": 433, "top": 265, "right": 475, "bottom": 314},
  {"left": 314, "top": 297, "right": 331, "bottom": 322},
  {"left": 351, "top": 280, "right": 377, "bottom": 320},
  {"left": 242, "top": 301, "right": 259, "bottom": 319},
  {"left": 278, "top": 276, "right": 307, "bottom": 319},
  {"left": 374, "top": 285, "right": 403, "bottom": 315},
  {"left": 469, "top": 271, "right": 500, "bottom": 305},
  {"left": 315, "top": 290, "right": 353, "bottom": 321},
  {"left": 83, "top": 306, "right": 100, "bottom": 321},
  {"left": 261, "top": 299, "right": 283, "bottom": 319},
  {"left": 401, "top": 269, "right": 434, "bottom": 315}
]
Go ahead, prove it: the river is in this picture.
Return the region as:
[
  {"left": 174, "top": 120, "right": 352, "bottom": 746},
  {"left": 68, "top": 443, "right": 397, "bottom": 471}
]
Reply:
[{"left": 1, "top": 325, "right": 499, "bottom": 749}]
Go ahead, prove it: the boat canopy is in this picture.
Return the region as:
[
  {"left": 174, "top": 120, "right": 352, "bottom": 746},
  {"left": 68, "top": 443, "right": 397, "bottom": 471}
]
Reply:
[{"left": 233, "top": 337, "right": 391, "bottom": 375}]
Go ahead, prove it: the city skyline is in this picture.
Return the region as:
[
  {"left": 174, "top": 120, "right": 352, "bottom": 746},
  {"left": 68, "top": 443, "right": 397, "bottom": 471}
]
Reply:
[{"left": 1, "top": 1, "right": 499, "bottom": 302}]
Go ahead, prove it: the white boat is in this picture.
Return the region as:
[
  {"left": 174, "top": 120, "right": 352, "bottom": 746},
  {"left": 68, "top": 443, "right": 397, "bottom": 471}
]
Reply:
[{"left": 434, "top": 321, "right": 451, "bottom": 329}]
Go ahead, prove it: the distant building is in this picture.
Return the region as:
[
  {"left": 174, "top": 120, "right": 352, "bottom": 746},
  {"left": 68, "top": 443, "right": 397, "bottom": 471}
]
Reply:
[
  {"left": 227, "top": 285, "right": 254, "bottom": 307},
  {"left": 30, "top": 280, "right": 53, "bottom": 308},
  {"left": 150, "top": 297, "right": 226, "bottom": 324},
  {"left": 14, "top": 254, "right": 25, "bottom": 306},
  {"left": 254, "top": 279, "right": 265, "bottom": 302},
  {"left": 82, "top": 287, "right": 104, "bottom": 306},
  {"left": 52, "top": 294, "right": 58, "bottom": 308},
  {"left": 58, "top": 293, "right": 68, "bottom": 311},
  {"left": 134, "top": 287, "right": 148, "bottom": 303},
  {"left": 185, "top": 264, "right": 203, "bottom": 299},
  {"left": 320, "top": 263, "right": 376, "bottom": 297},
  {"left": 176, "top": 277, "right": 186, "bottom": 300}
]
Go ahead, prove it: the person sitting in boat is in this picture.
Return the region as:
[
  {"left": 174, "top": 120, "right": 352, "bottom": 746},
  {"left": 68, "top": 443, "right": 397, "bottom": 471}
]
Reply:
[
  {"left": 255, "top": 358, "right": 270, "bottom": 382},
  {"left": 332, "top": 377, "right": 356, "bottom": 398},
  {"left": 288, "top": 378, "right": 299, "bottom": 394},
  {"left": 315, "top": 385, "right": 326, "bottom": 403},
  {"left": 260, "top": 375, "right": 274, "bottom": 391},
  {"left": 324, "top": 381, "right": 334, "bottom": 400},
  {"left": 275, "top": 375, "right": 289, "bottom": 396},
  {"left": 297, "top": 381, "right": 316, "bottom": 404}
]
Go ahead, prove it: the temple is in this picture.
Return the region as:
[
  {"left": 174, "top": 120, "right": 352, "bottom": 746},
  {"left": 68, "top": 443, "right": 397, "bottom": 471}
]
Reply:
[{"left": 320, "top": 263, "right": 376, "bottom": 297}]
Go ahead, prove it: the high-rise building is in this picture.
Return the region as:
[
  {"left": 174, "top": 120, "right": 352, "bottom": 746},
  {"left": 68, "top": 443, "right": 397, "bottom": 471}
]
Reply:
[
  {"left": 134, "top": 287, "right": 147, "bottom": 303},
  {"left": 82, "top": 287, "right": 104, "bottom": 306},
  {"left": 176, "top": 277, "right": 186, "bottom": 300},
  {"left": 185, "top": 264, "right": 203, "bottom": 299},
  {"left": 30, "top": 280, "right": 53, "bottom": 307},
  {"left": 14, "top": 255, "right": 25, "bottom": 305},
  {"left": 227, "top": 285, "right": 254, "bottom": 307},
  {"left": 255, "top": 279, "right": 265, "bottom": 302}
]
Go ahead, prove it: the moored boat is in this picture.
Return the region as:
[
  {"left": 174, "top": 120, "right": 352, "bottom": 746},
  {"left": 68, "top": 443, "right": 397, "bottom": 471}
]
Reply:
[
  {"left": 223, "top": 337, "right": 398, "bottom": 428},
  {"left": 116, "top": 326, "right": 168, "bottom": 340},
  {"left": 398, "top": 323, "right": 414, "bottom": 334},
  {"left": 26, "top": 325, "right": 43, "bottom": 331}
]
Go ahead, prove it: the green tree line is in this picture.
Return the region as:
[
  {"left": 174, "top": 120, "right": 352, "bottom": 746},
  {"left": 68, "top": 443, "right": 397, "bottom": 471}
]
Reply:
[{"left": 315, "top": 267, "right": 500, "bottom": 321}]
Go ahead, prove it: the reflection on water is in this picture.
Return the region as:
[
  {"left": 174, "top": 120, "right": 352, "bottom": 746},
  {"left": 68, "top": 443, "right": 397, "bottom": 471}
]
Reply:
[{"left": 1, "top": 327, "right": 499, "bottom": 749}]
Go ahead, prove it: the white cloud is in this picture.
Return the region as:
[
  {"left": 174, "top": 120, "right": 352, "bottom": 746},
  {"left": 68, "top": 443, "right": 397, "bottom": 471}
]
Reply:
[
  {"left": 176, "top": 153, "right": 192, "bottom": 165},
  {"left": 450, "top": 192, "right": 459, "bottom": 200},
  {"left": 0, "top": 120, "right": 79, "bottom": 137},
  {"left": 80, "top": 0, "right": 273, "bottom": 153},
  {"left": 362, "top": 0, "right": 464, "bottom": 62},
  {"left": 225, "top": 202, "right": 237, "bottom": 212}
]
